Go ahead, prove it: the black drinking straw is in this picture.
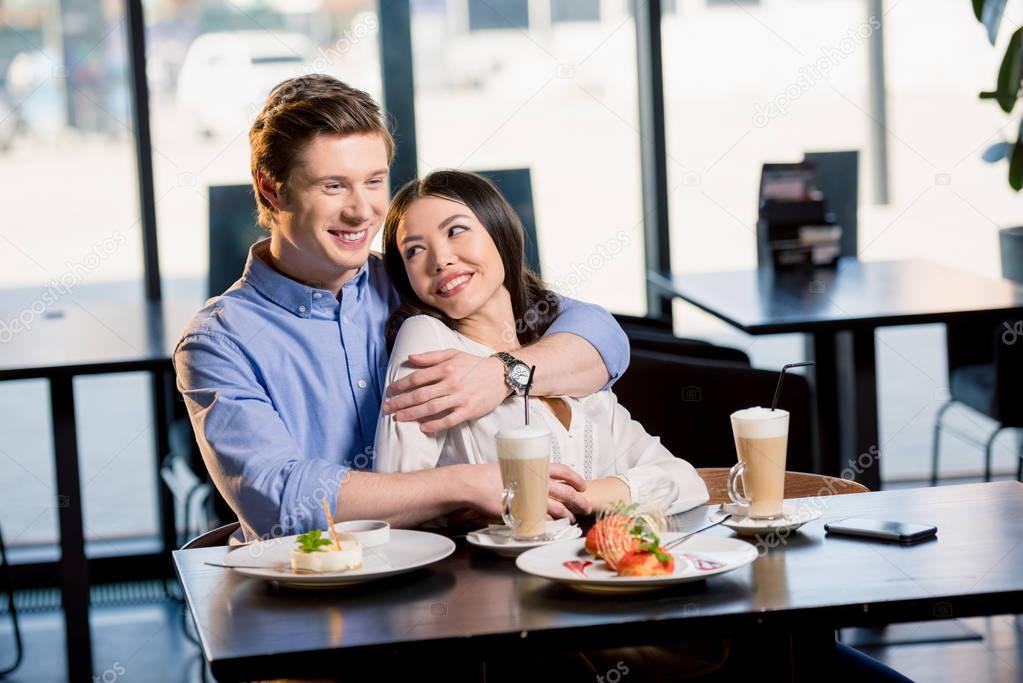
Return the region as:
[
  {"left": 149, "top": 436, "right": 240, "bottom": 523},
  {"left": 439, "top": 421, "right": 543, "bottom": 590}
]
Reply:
[
  {"left": 771, "top": 361, "right": 815, "bottom": 411},
  {"left": 523, "top": 365, "right": 537, "bottom": 425}
]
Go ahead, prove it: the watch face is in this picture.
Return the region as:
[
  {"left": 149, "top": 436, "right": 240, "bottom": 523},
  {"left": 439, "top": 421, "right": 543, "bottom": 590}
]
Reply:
[{"left": 509, "top": 363, "right": 532, "bottom": 387}]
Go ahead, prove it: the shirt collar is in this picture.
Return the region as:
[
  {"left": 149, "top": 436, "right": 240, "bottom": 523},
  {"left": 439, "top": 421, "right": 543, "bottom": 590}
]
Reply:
[{"left": 242, "top": 238, "right": 369, "bottom": 318}]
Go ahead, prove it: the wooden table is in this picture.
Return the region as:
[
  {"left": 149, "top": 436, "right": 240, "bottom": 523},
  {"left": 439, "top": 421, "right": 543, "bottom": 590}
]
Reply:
[
  {"left": 0, "top": 298, "right": 196, "bottom": 683},
  {"left": 650, "top": 258, "right": 1023, "bottom": 489},
  {"left": 175, "top": 481, "right": 1023, "bottom": 682}
]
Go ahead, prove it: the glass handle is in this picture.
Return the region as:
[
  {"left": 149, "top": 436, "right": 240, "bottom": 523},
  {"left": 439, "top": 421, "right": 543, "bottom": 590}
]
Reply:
[
  {"left": 727, "top": 461, "right": 751, "bottom": 507},
  {"left": 501, "top": 483, "right": 519, "bottom": 530}
]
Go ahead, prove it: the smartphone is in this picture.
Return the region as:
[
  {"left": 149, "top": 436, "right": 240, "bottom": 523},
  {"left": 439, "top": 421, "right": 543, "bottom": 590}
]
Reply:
[{"left": 824, "top": 517, "right": 937, "bottom": 543}]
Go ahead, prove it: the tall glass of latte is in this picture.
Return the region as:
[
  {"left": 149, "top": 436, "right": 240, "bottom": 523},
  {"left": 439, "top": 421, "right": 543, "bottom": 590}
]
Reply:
[
  {"left": 497, "top": 424, "right": 551, "bottom": 541},
  {"left": 728, "top": 407, "right": 789, "bottom": 519}
]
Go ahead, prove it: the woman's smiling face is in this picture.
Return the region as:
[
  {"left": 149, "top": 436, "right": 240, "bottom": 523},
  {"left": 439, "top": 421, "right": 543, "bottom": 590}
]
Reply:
[{"left": 396, "top": 195, "right": 506, "bottom": 320}]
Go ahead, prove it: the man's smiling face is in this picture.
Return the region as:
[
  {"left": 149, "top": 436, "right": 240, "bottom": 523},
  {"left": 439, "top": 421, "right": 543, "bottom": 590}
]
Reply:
[{"left": 267, "top": 132, "right": 390, "bottom": 291}]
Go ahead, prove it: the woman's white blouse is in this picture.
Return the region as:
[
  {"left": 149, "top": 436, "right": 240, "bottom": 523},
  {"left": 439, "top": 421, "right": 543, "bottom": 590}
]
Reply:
[{"left": 373, "top": 316, "right": 709, "bottom": 515}]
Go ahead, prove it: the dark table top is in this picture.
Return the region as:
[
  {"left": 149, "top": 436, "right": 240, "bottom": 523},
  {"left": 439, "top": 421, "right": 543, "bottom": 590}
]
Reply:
[
  {"left": 0, "top": 298, "right": 200, "bottom": 380},
  {"left": 174, "top": 481, "right": 1023, "bottom": 682},
  {"left": 650, "top": 258, "right": 1023, "bottom": 334}
]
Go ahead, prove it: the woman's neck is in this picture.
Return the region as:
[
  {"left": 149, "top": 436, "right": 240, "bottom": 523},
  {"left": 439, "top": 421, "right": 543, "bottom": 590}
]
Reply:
[{"left": 454, "top": 286, "right": 521, "bottom": 352}]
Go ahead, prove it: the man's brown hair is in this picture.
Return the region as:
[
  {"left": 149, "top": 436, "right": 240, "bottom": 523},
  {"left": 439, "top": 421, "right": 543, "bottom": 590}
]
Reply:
[{"left": 249, "top": 74, "right": 395, "bottom": 230}]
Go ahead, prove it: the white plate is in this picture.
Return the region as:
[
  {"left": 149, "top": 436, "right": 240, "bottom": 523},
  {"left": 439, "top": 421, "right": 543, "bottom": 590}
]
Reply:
[
  {"left": 515, "top": 534, "right": 758, "bottom": 593},
  {"left": 466, "top": 525, "right": 583, "bottom": 557},
  {"left": 720, "top": 503, "right": 822, "bottom": 537},
  {"left": 222, "top": 529, "right": 455, "bottom": 588}
]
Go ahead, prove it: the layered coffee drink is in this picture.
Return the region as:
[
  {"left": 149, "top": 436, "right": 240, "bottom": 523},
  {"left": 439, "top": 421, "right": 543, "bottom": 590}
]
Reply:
[
  {"left": 496, "top": 425, "right": 551, "bottom": 540},
  {"left": 729, "top": 407, "right": 789, "bottom": 519}
]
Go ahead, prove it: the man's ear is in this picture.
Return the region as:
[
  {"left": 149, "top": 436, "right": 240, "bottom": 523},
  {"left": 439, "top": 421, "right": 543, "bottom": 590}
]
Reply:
[{"left": 256, "top": 171, "right": 285, "bottom": 213}]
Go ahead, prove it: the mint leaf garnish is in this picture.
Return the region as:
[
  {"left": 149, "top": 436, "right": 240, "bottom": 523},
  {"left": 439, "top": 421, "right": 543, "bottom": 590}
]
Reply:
[{"left": 295, "top": 529, "right": 333, "bottom": 553}]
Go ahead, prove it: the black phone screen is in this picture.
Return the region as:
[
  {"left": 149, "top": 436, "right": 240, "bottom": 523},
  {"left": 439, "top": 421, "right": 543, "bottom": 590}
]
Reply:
[{"left": 824, "top": 517, "right": 937, "bottom": 543}]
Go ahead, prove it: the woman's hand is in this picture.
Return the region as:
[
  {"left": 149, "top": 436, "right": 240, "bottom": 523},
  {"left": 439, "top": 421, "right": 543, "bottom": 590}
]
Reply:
[
  {"left": 582, "top": 477, "right": 632, "bottom": 512},
  {"left": 455, "top": 463, "right": 592, "bottom": 523},
  {"left": 382, "top": 350, "right": 507, "bottom": 434}
]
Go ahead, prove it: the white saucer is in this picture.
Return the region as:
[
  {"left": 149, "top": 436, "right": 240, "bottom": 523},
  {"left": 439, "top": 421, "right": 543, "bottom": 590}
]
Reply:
[
  {"left": 720, "top": 503, "right": 822, "bottom": 537},
  {"left": 466, "top": 520, "right": 582, "bottom": 557}
]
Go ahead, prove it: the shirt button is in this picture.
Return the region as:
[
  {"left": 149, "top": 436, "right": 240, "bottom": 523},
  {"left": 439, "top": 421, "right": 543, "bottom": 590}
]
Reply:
[
  {"left": 313, "top": 293, "right": 322, "bottom": 299},
  {"left": 357, "top": 379, "right": 367, "bottom": 389},
  {"left": 298, "top": 305, "right": 306, "bottom": 313},
  {"left": 342, "top": 315, "right": 350, "bottom": 324}
]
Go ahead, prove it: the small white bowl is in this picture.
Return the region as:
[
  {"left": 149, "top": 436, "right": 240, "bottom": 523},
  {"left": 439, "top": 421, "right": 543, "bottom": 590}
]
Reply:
[{"left": 333, "top": 520, "right": 390, "bottom": 548}]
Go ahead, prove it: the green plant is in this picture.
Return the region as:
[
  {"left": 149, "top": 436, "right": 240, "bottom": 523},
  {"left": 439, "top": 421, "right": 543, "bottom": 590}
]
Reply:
[{"left": 973, "top": 1, "right": 1023, "bottom": 189}]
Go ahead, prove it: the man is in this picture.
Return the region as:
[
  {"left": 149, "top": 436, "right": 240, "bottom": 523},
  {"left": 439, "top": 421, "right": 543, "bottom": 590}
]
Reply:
[{"left": 174, "top": 74, "right": 631, "bottom": 540}]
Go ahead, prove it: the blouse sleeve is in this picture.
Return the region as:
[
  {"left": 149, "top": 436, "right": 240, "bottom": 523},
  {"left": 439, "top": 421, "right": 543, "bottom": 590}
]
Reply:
[
  {"left": 602, "top": 392, "right": 709, "bottom": 516},
  {"left": 373, "top": 316, "right": 460, "bottom": 473}
]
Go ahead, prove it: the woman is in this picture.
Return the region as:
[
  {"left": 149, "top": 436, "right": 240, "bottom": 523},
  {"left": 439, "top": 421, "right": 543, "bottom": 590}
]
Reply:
[{"left": 373, "top": 170, "right": 708, "bottom": 516}]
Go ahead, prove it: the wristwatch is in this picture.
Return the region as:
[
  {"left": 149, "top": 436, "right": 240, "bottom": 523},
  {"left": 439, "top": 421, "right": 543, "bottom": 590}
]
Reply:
[{"left": 493, "top": 351, "right": 532, "bottom": 396}]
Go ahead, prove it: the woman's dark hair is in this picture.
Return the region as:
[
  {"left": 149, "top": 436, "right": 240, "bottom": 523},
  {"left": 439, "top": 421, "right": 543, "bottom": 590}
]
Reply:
[{"left": 382, "top": 170, "right": 559, "bottom": 349}]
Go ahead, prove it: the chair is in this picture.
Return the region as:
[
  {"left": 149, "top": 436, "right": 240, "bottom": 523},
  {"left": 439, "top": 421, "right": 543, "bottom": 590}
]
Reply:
[
  {"left": 476, "top": 168, "right": 541, "bottom": 275},
  {"left": 181, "top": 521, "right": 241, "bottom": 550},
  {"left": 613, "top": 348, "right": 815, "bottom": 472},
  {"left": 696, "top": 468, "right": 869, "bottom": 505},
  {"left": 177, "top": 521, "right": 241, "bottom": 683},
  {"left": 208, "top": 184, "right": 265, "bottom": 297},
  {"left": 803, "top": 150, "right": 859, "bottom": 258},
  {"left": 932, "top": 254, "right": 1023, "bottom": 484},
  {"left": 619, "top": 322, "right": 753, "bottom": 366},
  {"left": 160, "top": 449, "right": 213, "bottom": 549},
  {"left": 613, "top": 313, "right": 672, "bottom": 333},
  {"left": 756, "top": 151, "right": 859, "bottom": 268},
  {"left": 0, "top": 525, "right": 23, "bottom": 677}
]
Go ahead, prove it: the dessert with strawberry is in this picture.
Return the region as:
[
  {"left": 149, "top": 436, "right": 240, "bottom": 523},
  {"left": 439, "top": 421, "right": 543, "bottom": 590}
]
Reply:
[
  {"left": 584, "top": 502, "right": 639, "bottom": 568},
  {"left": 585, "top": 502, "right": 675, "bottom": 576}
]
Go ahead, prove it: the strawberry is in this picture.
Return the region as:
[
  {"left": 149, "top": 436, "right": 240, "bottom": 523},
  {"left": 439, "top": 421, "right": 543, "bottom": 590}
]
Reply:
[
  {"left": 616, "top": 549, "right": 675, "bottom": 576},
  {"left": 584, "top": 515, "right": 638, "bottom": 565},
  {"left": 588, "top": 501, "right": 672, "bottom": 573}
]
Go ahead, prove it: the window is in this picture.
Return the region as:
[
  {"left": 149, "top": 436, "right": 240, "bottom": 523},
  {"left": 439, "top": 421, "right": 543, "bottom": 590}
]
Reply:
[
  {"left": 661, "top": 0, "right": 1014, "bottom": 483},
  {"left": 144, "top": 1, "right": 383, "bottom": 302},
  {"left": 865, "top": 0, "right": 1020, "bottom": 481},
  {"left": 662, "top": 0, "right": 863, "bottom": 461},
  {"left": 0, "top": 0, "right": 148, "bottom": 550},
  {"left": 412, "top": 0, "right": 647, "bottom": 314}
]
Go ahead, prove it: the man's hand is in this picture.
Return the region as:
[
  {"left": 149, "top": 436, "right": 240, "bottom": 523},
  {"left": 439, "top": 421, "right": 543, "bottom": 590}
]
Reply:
[
  {"left": 454, "top": 463, "right": 592, "bottom": 523},
  {"left": 382, "top": 349, "right": 508, "bottom": 434}
]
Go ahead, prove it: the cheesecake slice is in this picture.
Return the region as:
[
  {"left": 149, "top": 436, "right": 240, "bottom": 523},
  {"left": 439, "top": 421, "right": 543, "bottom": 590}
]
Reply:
[{"left": 291, "top": 530, "right": 363, "bottom": 572}]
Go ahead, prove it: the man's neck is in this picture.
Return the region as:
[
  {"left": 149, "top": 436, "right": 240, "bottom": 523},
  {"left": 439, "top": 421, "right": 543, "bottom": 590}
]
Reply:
[
  {"left": 264, "top": 235, "right": 358, "bottom": 298},
  {"left": 454, "top": 287, "right": 521, "bottom": 352}
]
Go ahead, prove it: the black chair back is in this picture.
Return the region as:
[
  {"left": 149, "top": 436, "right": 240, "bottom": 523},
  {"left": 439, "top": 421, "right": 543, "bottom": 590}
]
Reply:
[
  {"left": 208, "top": 184, "right": 264, "bottom": 297},
  {"left": 476, "top": 168, "right": 541, "bottom": 276},
  {"left": 181, "top": 521, "right": 241, "bottom": 550},
  {"left": 613, "top": 313, "right": 673, "bottom": 334},
  {"left": 609, "top": 349, "right": 810, "bottom": 472},
  {"left": 624, "top": 328, "right": 752, "bottom": 366},
  {"left": 613, "top": 349, "right": 814, "bottom": 472},
  {"left": 804, "top": 150, "right": 859, "bottom": 258},
  {"left": 756, "top": 151, "right": 859, "bottom": 268}
]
